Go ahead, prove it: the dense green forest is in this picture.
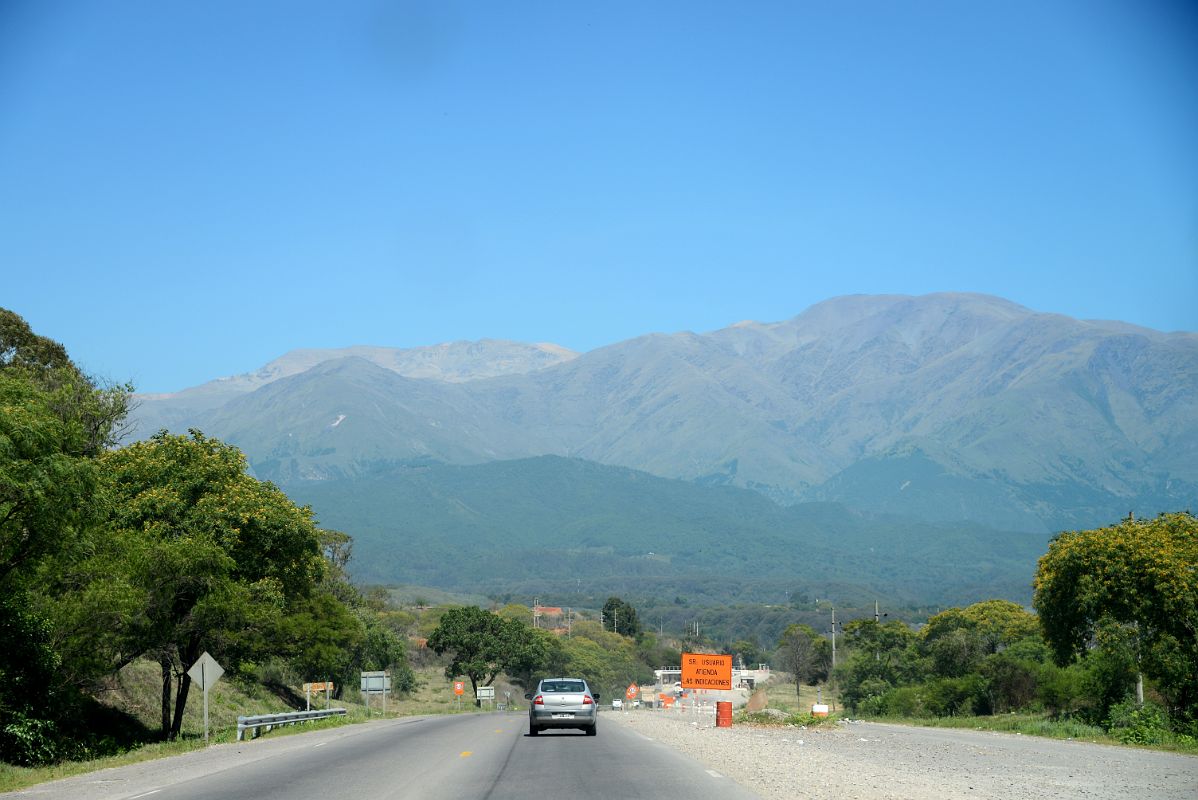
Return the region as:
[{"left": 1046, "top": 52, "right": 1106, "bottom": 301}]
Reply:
[
  {"left": 286, "top": 457, "right": 1050, "bottom": 606},
  {"left": 2, "top": 308, "right": 1194, "bottom": 768}
]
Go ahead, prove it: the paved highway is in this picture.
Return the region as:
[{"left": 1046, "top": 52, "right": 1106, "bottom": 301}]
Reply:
[{"left": 14, "top": 712, "right": 761, "bottom": 800}]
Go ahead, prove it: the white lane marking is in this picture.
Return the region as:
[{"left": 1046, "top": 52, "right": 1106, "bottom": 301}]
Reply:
[
  {"left": 314, "top": 741, "right": 329, "bottom": 748},
  {"left": 706, "top": 770, "right": 725, "bottom": 779},
  {"left": 130, "top": 792, "right": 161, "bottom": 799},
  {"left": 633, "top": 732, "right": 654, "bottom": 741}
]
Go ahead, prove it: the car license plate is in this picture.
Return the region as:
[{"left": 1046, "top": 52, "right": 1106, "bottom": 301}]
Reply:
[{"left": 552, "top": 713, "right": 573, "bottom": 719}]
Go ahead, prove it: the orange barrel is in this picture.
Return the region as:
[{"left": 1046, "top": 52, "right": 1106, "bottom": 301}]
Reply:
[{"left": 715, "top": 701, "right": 733, "bottom": 728}]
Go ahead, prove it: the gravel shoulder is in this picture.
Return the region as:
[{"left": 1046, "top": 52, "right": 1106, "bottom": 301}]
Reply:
[{"left": 605, "top": 710, "right": 1198, "bottom": 800}]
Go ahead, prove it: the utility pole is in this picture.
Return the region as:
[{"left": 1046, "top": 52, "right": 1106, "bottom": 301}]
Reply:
[
  {"left": 873, "top": 601, "right": 888, "bottom": 661},
  {"left": 831, "top": 606, "right": 837, "bottom": 670}
]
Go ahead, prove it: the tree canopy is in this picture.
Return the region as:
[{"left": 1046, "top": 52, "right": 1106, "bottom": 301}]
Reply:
[
  {"left": 601, "top": 596, "right": 642, "bottom": 638},
  {"left": 427, "top": 606, "right": 537, "bottom": 704},
  {"left": 775, "top": 623, "right": 830, "bottom": 698},
  {"left": 99, "top": 430, "right": 327, "bottom": 739},
  {"left": 1033, "top": 512, "right": 1198, "bottom": 721}
]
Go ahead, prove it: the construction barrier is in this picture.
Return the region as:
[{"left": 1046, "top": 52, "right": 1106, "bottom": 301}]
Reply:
[{"left": 716, "top": 701, "right": 732, "bottom": 728}]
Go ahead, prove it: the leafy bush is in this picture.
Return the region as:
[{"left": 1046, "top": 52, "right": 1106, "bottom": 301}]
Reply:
[
  {"left": 1106, "top": 701, "right": 1171, "bottom": 746},
  {"left": 880, "top": 686, "right": 925, "bottom": 717},
  {"left": 922, "top": 675, "right": 987, "bottom": 717},
  {"left": 0, "top": 714, "right": 60, "bottom": 766},
  {"left": 736, "top": 709, "right": 837, "bottom": 727},
  {"left": 841, "top": 676, "right": 891, "bottom": 713}
]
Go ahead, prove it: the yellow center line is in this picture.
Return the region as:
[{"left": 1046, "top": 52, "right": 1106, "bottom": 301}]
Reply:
[{"left": 460, "top": 751, "right": 472, "bottom": 758}]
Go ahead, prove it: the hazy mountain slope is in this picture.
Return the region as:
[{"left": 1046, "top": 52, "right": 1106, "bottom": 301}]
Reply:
[
  {"left": 128, "top": 293, "right": 1198, "bottom": 531},
  {"left": 201, "top": 357, "right": 559, "bottom": 482},
  {"left": 133, "top": 339, "right": 577, "bottom": 432},
  {"left": 285, "top": 456, "right": 1049, "bottom": 606}
]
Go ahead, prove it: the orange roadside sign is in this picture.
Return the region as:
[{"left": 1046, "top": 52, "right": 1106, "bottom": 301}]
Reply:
[
  {"left": 681, "top": 652, "right": 733, "bottom": 690},
  {"left": 453, "top": 681, "right": 465, "bottom": 695},
  {"left": 625, "top": 682, "right": 638, "bottom": 700}
]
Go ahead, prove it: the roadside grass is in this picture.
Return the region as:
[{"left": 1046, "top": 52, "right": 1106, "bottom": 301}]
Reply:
[
  {"left": 735, "top": 677, "right": 842, "bottom": 727},
  {"left": 883, "top": 712, "right": 1109, "bottom": 740},
  {"left": 759, "top": 678, "right": 838, "bottom": 714},
  {"left": 0, "top": 663, "right": 488, "bottom": 794},
  {"left": 0, "top": 713, "right": 364, "bottom": 794},
  {"left": 871, "top": 713, "right": 1198, "bottom": 754},
  {"left": 736, "top": 679, "right": 1198, "bottom": 755}
]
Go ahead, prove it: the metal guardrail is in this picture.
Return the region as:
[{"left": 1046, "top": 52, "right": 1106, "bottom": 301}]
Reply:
[{"left": 236, "top": 708, "right": 347, "bottom": 741}]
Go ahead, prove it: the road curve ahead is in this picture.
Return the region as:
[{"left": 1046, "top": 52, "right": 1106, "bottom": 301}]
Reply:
[{"left": 12, "top": 712, "right": 762, "bottom": 800}]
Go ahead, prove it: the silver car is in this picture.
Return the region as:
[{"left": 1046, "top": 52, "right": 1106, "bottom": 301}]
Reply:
[{"left": 525, "top": 678, "right": 599, "bottom": 736}]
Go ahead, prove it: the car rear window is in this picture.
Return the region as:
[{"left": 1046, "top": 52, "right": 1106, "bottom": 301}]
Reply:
[{"left": 541, "top": 681, "right": 585, "bottom": 693}]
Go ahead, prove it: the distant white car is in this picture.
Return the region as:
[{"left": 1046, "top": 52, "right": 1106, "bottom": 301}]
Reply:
[{"left": 611, "top": 698, "right": 623, "bottom": 710}]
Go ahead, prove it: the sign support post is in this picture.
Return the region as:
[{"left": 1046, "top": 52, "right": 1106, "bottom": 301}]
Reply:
[{"left": 186, "top": 652, "right": 224, "bottom": 746}]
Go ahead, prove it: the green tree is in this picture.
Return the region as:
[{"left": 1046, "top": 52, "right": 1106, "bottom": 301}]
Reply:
[
  {"left": 560, "top": 620, "right": 649, "bottom": 698},
  {"left": 731, "top": 638, "right": 766, "bottom": 669},
  {"left": 0, "top": 310, "right": 129, "bottom": 764},
  {"left": 504, "top": 627, "right": 567, "bottom": 691},
  {"left": 922, "top": 600, "right": 1039, "bottom": 656},
  {"left": 427, "top": 606, "right": 544, "bottom": 705},
  {"left": 102, "top": 430, "right": 325, "bottom": 739},
  {"left": 837, "top": 620, "right": 918, "bottom": 713},
  {"left": 775, "top": 624, "right": 829, "bottom": 700},
  {"left": 1033, "top": 512, "right": 1198, "bottom": 723},
  {"left": 602, "top": 596, "right": 642, "bottom": 638},
  {"left": 279, "top": 591, "right": 365, "bottom": 697}
]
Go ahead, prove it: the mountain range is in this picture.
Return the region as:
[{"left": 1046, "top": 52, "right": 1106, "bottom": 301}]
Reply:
[{"left": 132, "top": 293, "right": 1198, "bottom": 536}]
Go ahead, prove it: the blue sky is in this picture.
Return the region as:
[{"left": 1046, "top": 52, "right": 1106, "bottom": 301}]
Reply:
[{"left": 3, "top": 0, "right": 1195, "bottom": 393}]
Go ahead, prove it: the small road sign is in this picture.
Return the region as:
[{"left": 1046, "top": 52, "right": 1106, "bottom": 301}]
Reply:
[
  {"left": 186, "top": 652, "right": 224, "bottom": 745},
  {"left": 187, "top": 652, "right": 224, "bottom": 691},
  {"left": 360, "top": 671, "right": 391, "bottom": 693},
  {"left": 626, "top": 682, "right": 639, "bottom": 700},
  {"left": 453, "top": 681, "right": 465, "bottom": 695}
]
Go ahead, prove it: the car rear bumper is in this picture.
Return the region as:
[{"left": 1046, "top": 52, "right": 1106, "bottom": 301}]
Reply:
[{"left": 530, "top": 709, "right": 597, "bottom": 728}]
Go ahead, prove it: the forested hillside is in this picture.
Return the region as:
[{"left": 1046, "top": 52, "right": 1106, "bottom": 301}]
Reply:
[{"left": 285, "top": 455, "right": 1050, "bottom": 607}]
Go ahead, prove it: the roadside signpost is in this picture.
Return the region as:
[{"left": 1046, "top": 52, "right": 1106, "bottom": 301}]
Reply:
[
  {"left": 453, "top": 680, "right": 465, "bottom": 710},
  {"left": 625, "top": 683, "right": 638, "bottom": 708},
  {"left": 476, "top": 685, "right": 495, "bottom": 708},
  {"left": 186, "top": 651, "right": 224, "bottom": 745},
  {"left": 304, "top": 681, "right": 334, "bottom": 711},
  {"left": 360, "top": 671, "right": 391, "bottom": 715}
]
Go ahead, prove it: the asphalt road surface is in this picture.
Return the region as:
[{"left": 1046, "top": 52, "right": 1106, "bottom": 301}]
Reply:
[{"left": 13, "top": 712, "right": 762, "bottom": 800}]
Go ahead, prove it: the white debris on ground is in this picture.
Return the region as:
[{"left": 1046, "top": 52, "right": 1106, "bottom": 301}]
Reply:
[{"left": 605, "top": 710, "right": 1198, "bottom": 800}]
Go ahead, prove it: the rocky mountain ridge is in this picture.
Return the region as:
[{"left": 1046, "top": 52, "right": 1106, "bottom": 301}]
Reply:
[{"left": 129, "top": 293, "right": 1198, "bottom": 532}]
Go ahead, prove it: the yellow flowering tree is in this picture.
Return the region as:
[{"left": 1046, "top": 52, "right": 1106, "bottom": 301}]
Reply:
[
  {"left": 102, "top": 430, "right": 326, "bottom": 740},
  {"left": 1033, "top": 512, "right": 1198, "bottom": 723}
]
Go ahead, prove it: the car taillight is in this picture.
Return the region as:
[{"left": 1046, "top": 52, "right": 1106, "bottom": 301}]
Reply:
[
  {"left": 534, "top": 695, "right": 544, "bottom": 705},
  {"left": 582, "top": 695, "right": 594, "bottom": 705}
]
